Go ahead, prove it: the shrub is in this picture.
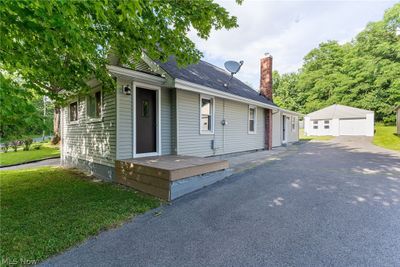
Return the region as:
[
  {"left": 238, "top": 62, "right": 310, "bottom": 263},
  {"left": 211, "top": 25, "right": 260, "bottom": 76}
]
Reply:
[
  {"left": 33, "top": 144, "right": 42, "bottom": 150},
  {"left": 23, "top": 138, "right": 33, "bottom": 151},
  {"left": 1, "top": 142, "right": 9, "bottom": 153},
  {"left": 10, "top": 140, "right": 19, "bottom": 152}
]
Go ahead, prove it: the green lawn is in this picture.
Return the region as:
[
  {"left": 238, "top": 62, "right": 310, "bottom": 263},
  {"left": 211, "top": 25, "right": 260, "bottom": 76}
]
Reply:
[
  {"left": 0, "top": 144, "right": 60, "bottom": 166},
  {"left": 373, "top": 124, "right": 400, "bottom": 151},
  {"left": 0, "top": 167, "right": 160, "bottom": 265},
  {"left": 299, "top": 129, "right": 334, "bottom": 141}
]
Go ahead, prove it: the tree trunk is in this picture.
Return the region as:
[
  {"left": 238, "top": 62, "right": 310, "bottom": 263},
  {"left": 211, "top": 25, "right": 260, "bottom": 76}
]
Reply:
[{"left": 52, "top": 107, "right": 61, "bottom": 144}]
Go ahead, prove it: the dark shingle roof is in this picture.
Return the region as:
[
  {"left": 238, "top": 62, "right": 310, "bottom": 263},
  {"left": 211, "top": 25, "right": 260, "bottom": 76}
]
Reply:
[{"left": 157, "top": 58, "right": 276, "bottom": 107}]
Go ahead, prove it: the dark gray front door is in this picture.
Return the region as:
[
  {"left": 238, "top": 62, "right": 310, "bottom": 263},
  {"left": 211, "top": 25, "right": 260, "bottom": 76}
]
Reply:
[{"left": 136, "top": 88, "right": 156, "bottom": 154}]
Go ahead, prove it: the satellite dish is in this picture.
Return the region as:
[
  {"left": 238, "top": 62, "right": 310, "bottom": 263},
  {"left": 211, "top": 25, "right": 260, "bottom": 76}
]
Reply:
[
  {"left": 223, "top": 60, "right": 244, "bottom": 87},
  {"left": 224, "top": 60, "right": 244, "bottom": 75}
]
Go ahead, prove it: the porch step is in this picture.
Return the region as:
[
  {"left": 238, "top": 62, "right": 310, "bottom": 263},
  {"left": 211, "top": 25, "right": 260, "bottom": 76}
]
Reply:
[{"left": 115, "top": 155, "right": 229, "bottom": 200}]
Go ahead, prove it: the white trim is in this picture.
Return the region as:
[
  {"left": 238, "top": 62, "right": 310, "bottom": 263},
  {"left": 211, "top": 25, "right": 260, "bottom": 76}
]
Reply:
[
  {"left": 199, "top": 94, "right": 215, "bottom": 135},
  {"left": 115, "top": 86, "right": 120, "bottom": 159},
  {"left": 175, "top": 89, "right": 179, "bottom": 155},
  {"left": 68, "top": 99, "right": 79, "bottom": 125},
  {"left": 248, "top": 105, "right": 257, "bottom": 134},
  {"left": 107, "top": 65, "right": 165, "bottom": 84},
  {"left": 133, "top": 82, "right": 161, "bottom": 158},
  {"left": 176, "top": 79, "right": 277, "bottom": 111}
]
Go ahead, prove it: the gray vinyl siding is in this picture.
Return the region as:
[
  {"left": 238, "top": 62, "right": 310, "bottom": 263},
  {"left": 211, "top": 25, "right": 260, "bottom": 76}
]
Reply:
[
  {"left": 272, "top": 111, "right": 299, "bottom": 147},
  {"left": 116, "top": 79, "right": 173, "bottom": 158},
  {"left": 116, "top": 79, "right": 133, "bottom": 159},
  {"left": 223, "top": 103, "right": 265, "bottom": 154},
  {"left": 61, "top": 89, "right": 116, "bottom": 167},
  {"left": 171, "top": 89, "right": 178, "bottom": 154},
  {"left": 176, "top": 89, "right": 265, "bottom": 157},
  {"left": 161, "top": 88, "right": 172, "bottom": 155},
  {"left": 176, "top": 90, "right": 214, "bottom": 156}
]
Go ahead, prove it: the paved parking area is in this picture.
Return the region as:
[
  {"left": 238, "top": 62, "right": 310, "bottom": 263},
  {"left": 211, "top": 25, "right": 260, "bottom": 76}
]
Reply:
[{"left": 43, "top": 139, "right": 400, "bottom": 266}]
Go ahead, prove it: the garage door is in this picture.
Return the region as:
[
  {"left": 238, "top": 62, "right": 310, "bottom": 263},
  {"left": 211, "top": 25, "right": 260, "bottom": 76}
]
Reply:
[{"left": 339, "top": 118, "right": 367, "bottom": 136}]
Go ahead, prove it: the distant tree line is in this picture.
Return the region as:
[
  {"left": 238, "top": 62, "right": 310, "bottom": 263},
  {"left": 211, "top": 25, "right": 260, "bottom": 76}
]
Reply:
[
  {"left": 273, "top": 3, "right": 400, "bottom": 124},
  {"left": 0, "top": 75, "right": 53, "bottom": 141}
]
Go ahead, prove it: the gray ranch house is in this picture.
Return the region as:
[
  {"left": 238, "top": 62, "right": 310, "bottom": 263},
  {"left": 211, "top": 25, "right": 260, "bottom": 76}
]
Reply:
[{"left": 60, "top": 54, "right": 299, "bottom": 199}]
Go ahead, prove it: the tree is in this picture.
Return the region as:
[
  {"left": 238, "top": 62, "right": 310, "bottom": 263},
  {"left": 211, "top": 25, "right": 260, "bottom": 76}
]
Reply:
[
  {"left": 0, "top": 74, "right": 50, "bottom": 140},
  {"left": 0, "top": 0, "right": 240, "bottom": 102},
  {"left": 273, "top": 3, "right": 400, "bottom": 123}
]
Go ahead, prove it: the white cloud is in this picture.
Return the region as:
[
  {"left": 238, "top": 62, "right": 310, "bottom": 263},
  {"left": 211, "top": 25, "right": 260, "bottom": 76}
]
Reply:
[{"left": 189, "top": 0, "right": 396, "bottom": 88}]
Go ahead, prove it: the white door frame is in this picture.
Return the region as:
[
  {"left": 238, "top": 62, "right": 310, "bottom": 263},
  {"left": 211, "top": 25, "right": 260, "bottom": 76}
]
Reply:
[
  {"left": 133, "top": 81, "right": 162, "bottom": 158},
  {"left": 282, "top": 115, "right": 287, "bottom": 143}
]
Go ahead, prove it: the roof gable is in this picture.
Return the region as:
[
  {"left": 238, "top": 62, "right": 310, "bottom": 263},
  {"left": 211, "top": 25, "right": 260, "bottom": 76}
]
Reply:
[{"left": 307, "top": 104, "right": 373, "bottom": 119}]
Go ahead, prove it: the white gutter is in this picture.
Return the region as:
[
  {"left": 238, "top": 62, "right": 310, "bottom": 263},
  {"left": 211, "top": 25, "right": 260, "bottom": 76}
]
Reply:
[
  {"left": 175, "top": 78, "right": 279, "bottom": 111},
  {"left": 107, "top": 65, "right": 166, "bottom": 84},
  {"left": 107, "top": 65, "right": 301, "bottom": 116},
  {"left": 279, "top": 108, "right": 303, "bottom": 117}
]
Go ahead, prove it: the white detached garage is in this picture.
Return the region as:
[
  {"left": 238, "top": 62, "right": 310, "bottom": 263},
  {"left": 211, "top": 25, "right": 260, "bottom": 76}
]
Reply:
[{"left": 304, "top": 104, "right": 374, "bottom": 137}]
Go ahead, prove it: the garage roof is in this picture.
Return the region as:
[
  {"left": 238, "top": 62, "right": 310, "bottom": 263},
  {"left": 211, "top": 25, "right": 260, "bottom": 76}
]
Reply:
[{"left": 306, "top": 104, "right": 373, "bottom": 120}]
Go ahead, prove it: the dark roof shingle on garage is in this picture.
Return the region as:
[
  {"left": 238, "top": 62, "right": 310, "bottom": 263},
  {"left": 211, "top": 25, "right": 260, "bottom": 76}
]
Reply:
[{"left": 157, "top": 57, "right": 276, "bottom": 107}]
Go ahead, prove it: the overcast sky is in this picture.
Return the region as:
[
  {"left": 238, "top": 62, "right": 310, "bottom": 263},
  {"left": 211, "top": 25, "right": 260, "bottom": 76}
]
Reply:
[{"left": 189, "top": 0, "right": 396, "bottom": 89}]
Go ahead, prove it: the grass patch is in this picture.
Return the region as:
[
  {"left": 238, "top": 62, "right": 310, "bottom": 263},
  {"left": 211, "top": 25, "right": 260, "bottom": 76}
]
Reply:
[
  {"left": 0, "top": 144, "right": 60, "bottom": 166},
  {"left": 373, "top": 124, "right": 400, "bottom": 151},
  {"left": 0, "top": 167, "right": 160, "bottom": 265},
  {"left": 299, "top": 129, "right": 334, "bottom": 141}
]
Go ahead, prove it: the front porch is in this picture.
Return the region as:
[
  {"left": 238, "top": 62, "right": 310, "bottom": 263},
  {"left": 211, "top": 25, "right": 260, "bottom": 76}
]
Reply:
[{"left": 115, "top": 155, "right": 229, "bottom": 200}]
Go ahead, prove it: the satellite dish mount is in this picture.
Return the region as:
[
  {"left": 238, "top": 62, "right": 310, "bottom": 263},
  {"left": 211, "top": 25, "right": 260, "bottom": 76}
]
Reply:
[{"left": 224, "top": 60, "right": 244, "bottom": 87}]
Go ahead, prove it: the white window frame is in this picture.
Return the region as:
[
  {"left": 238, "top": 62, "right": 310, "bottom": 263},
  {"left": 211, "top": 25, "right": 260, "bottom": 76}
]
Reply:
[
  {"left": 248, "top": 105, "right": 257, "bottom": 134},
  {"left": 68, "top": 99, "right": 79, "bottom": 125},
  {"left": 313, "top": 120, "right": 318, "bottom": 129},
  {"left": 324, "top": 120, "right": 330, "bottom": 129},
  {"left": 291, "top": 117, "right": 296, "bottom": 132},
  {"left": 199, "top": 95, "right": 215, "bottom": 135},
  {"left": 86, "top": 87, "right": 103, "bottom": 123}
]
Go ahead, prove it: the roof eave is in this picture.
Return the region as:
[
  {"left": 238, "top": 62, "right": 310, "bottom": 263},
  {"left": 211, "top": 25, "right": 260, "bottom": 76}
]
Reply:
[{"left": 174, "top": 78, "right": 278, "bottom": 110}]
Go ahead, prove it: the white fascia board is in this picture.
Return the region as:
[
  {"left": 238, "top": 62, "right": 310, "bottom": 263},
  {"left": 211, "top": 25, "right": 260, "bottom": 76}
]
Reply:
[
  {"left": 279, "top": 108, "right": 303, "bottom": 117},
  {"left": 107, "top": 65, "right": 166, "bottom": 85},
  {"left": 175, "top": 78, "right": 278, "bottom": 111}
]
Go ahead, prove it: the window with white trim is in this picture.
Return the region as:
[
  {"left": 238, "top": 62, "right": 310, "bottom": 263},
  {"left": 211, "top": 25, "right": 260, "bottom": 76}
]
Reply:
[
  {"left": 87, "top": 89, "right": 102, "bottom": 119},
  {"left": 324, "top": 120, "right": 330, "bottom": 129},
  {"left": 248, "top": 106, "right": 256, "bottom": 133},
  {"left": 69, "top": 101, "right": 78, "bottom": 122},
  {"left": 313, "top": 120, "right": 318, "bottom": 129},
  {"left": 200, "top": 96, "right": 214, "bottom": 134},
  {"left": 291, "top": 117, "right": 296, "bottom": 131}
]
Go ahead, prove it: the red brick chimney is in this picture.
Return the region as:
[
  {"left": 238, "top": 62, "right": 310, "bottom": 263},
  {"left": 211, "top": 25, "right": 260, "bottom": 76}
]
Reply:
[
  {"left": 260, "top": 54, "right": 273, "bottom": 100},
  {"left": 260, "top": 54, "right": 273, "bottom": 150}
]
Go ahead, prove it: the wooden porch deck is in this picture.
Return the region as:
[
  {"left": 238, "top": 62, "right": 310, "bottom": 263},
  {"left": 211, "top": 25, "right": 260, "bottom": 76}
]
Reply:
[{"left": 115, "top": 155, "right": 229, "bottom": 200}]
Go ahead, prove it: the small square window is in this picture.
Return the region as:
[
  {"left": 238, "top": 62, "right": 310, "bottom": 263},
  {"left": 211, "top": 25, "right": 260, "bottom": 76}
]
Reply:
[
  {"left": 324, "top": 120, "right": 330, "bottom": 129},
  {"left": 313, "top": 121, "right": 318, "bottom": 129},
  {"left": 69, "top": 102, "right": 78, "bottom": 122},
  {"left": 142, "top": 100, "right": 149, "bottom": 117}
]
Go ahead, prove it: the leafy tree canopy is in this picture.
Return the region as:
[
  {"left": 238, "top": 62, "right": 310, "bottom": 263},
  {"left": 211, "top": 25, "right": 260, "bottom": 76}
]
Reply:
[
  {"left": 0, "top": 0, "right": 240, "bottom": 102},
  {"left": 273, "top": 3, "right": 400, "bottom": 123},
  {"left": 0, "top": 74, "right": 52, "bottom": 140}
]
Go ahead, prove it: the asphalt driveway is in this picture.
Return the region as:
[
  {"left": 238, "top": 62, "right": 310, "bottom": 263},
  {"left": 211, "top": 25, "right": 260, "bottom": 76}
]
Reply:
[{"left": 43, "top": 139, "right": 400, "bottom": 267}]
